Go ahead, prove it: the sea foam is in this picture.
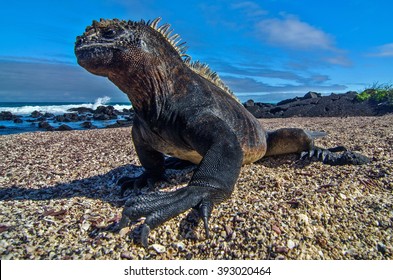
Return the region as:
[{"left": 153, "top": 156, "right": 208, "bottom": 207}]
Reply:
[{"left": 0, "top": 96, "right": 132, "bottom": 116}]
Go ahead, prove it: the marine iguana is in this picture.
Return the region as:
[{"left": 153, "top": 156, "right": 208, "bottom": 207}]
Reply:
[{"left": 75, "top": 18, "right": 369, "bottom": 246}]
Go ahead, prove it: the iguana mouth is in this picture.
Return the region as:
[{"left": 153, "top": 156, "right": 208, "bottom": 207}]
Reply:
[
  {"left": 74, "top": 43, "right": 115, "bottom": 69},
  {"left": 75, "top": 41, "right": 125, "bottom": 61}
]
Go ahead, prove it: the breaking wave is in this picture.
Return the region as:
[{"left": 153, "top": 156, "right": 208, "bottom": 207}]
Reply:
[{"left": 0, "top": 96, "right": 132, "bottom": 116}]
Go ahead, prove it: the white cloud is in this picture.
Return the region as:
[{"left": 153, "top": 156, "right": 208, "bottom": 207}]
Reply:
[
  {"left": 255, "top": 15, "right": 336, "bottom": 51},
  {"left": 323, "top": 55, "right": 352, "bottom": 67},
  {"left": 369, "top": 43, "right": 393, "bottom": 57},
  {"left": 231, "top": 1, "right": 268, "bottom": 17},
  {"left": 222, "top": 75, "right": 347, "bottom": 96}
]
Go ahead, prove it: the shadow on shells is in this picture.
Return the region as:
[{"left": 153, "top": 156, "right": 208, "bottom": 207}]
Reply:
[{"left": 0, "top": 159, "right": 196, "bottom": 206}]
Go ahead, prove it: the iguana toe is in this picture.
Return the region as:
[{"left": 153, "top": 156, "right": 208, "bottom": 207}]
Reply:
[{"left": 117, "top": 186, "right": 212, "bottom": 246}]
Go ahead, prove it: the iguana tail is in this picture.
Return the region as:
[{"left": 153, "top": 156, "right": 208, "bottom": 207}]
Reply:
[{"left": 265, "top": 128, "right": 321, "bottom": 157}]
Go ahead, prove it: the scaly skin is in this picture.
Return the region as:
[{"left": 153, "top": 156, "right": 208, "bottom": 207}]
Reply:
[{"left": 75, "top": 18, "right": 370, "bottom": 246}]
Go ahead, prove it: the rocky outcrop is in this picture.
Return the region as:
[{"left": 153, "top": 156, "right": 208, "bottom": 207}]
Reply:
[
  {"left": 38, "top": 121, "right": 54, "bottom": 131},
  {"left": 56, "top": 124, "right": 73, "bottom": 131},
  {"left": 244, "top": 91, "right": 393, "bottom": 118},
  {"left": 1, "top": 111, "right": 24, "bottom": 124},
  {"left": 0, "top": 111, "right": 14, "bottom": 121},
  {"left": 93, "top": 106, "right": 119, "bottom": 120},
  {"left": 80, "top": 121, "right": 97, "bottom": 129},
  {"left": 67, "top": 107, "right": 95, "bottom": 114},
  {"left": 54, "top": 113, "right": 84, "bottom": 122},
  {"left": 105, "top": 119, "right": 134, "bottom": 128}
]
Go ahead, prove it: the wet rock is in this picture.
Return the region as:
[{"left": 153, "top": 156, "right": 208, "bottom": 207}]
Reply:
[
  {"left": 43, "top": 113, "right": 55, "bottom": 119},
  {"left": 93, "top": 113, "right": 111, "bottom": 120},
  {"left": 93, "top": 106, "right": 118, "bottom": 120},
  {"left": 31, "top": 111, "right": 43, "bottom": 118},
  {"left": 56, "top": 124, "right": 73, "bottom": 131},
  {"left": 67, "top": 107, "right": 94, "bottom": 114},
  {"left": 122, "top": 108, "right": 134, "bottom": 115},
  {"left": 80, "top": 121, "right": 97, "bottom": 129},
  {"left": 38, "top": 121, "right": 54, "bottom": 131},
  {"left": 64, "top": 113, "right": 79, "bottom": 122},
  {"left": 54, "top": 115, "right": 66, "bottom": 122},
  {"left": 55, "top": 113, "right": 84, "bottom": 122},
  {"left": 13, "top": 118, "right": 23, "bottom": 124},
  {"left": 0, "top": 111, "right": 14, "bottom": 121},
  {"left": 105, "top": 120, "right": 133, "bottom": 128}
]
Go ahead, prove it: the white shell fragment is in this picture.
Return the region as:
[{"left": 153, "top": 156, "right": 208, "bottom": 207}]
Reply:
[
  {"left": 287, "top": 240, "right": 296, "bottom": 249},
  {"left": 151, "top": 244, "right": 166, "bottom": 253}
]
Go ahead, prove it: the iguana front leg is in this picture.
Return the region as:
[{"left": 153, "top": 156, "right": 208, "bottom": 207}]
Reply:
[
  {"left": 114, "top": 116, "right": 243, "bottom": 247},
  {"left": 118, "top": 120, "right": 166, "bottom": 196}
]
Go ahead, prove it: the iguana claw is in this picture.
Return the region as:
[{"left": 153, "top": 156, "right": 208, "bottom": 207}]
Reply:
[
  {"left": 197, "top": 201, "right": 213, "bottom": 238},
  {"left": 300, "top": 146, "right": 370, "bottom": 165},
  {"left": 140, "top": 224, "right": 151, "bottom": 248}
]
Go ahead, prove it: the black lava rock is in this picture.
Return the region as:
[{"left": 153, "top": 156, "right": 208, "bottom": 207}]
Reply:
[
  {"left": 38, "top": 121, "right": 54, "bottom": 131},
  {"left": 0, "top": 111, "right": 14, "bottom": 121},
  {"left": 80, "top": 121, "right": 97, "bottom": 129},
  {"left": 31, "top": 111, "right": 43, "bottom": 118},
  {"left": 244, "top": 91, "right": 393, "bottom": 118},
  {"left": 105, "top": 120, "right": 133, "bottom": 128},
  {"left": 67, "top": 107, "right": 94, "bottom": 114},
  {"left": 56, "top": 124, "right": 73, "bottom": 131}
]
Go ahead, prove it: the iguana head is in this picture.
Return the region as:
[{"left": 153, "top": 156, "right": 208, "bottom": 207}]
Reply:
[
  {"left": 75, "top": 18, "right": 185, "bottom": 77},
  {"left": 75, "top": 18, "right": 237, "bottom": 107}
]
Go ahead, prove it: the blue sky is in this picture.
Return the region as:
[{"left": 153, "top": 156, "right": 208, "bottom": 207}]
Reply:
[{"left": 1, "top": 0, "right": 392, "bottom": 102}]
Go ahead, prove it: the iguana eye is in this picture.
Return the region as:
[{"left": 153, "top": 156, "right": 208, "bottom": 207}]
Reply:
[
  {"left": 102, "top": 28, "right": 117, "bottom": 39},
  {"left": 139, "top": 39, "right": 149, "bottom": 52}
]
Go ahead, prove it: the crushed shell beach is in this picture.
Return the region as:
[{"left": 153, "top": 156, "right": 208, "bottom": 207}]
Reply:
[{"left": 0, "top": 115, "right": 392, "bottom": 260}]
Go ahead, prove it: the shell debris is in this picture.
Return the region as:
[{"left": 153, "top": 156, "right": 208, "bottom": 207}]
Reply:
[{"left": 0, "top": 115, "right": 392, "bottom": 259}]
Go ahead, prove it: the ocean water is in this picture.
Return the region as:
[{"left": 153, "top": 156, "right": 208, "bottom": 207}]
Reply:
[
  {"left": 0, "top": 96, "right": 132, "bottom": 135},
  {"left": 0, "top": 95, "right": 279, "bottom": 135},
  {"left": 0, "top": 96, "right": 132, "bottom": 115}
]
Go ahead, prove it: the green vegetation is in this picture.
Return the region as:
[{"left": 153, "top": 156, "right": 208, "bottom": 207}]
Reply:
[{"left": 357, "top": 82, "right": 393, "bottom": 105}]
